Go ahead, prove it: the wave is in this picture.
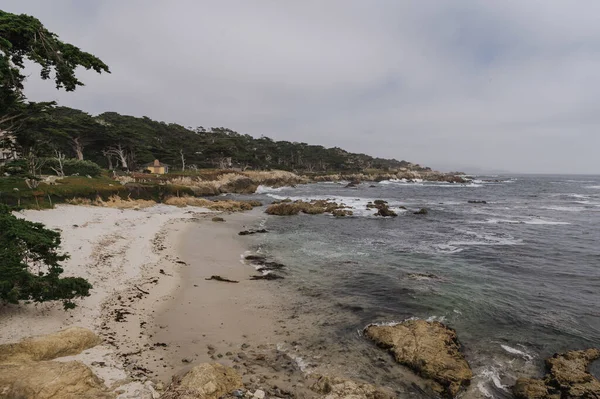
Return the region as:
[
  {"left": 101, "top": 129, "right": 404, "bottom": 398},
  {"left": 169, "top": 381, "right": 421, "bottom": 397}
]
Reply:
[
  {"left": 256, "top": 185, "right": 289, "bottom": 193},
  {"left": 476, "top": 366, "right": 509, "bottom": 398},
  {"left": 473, "top": 218, "right": 570, "bottom": 225},
  {"left": 501, "top": 344, "right": 533, "bottom": 361},
  {"left": 587, "top": 186, "right": 600, "bottom": 189},
  {"left": 542, "top": 206, "right": 586, "bottom": 212}
]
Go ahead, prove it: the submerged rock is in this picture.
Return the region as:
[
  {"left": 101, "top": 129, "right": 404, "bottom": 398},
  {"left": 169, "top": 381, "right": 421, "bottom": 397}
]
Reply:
[
  {"left": 414, "top": 208, "right": 428, "bottom": 215},
  {"left": 308, "top": 374, "right": 395, "bottom": 399},
  {"left": 513, "top": 349, "right": 600, "bottom": 399},
  {"left": 467, "top": 200, "right": 487, "bottom": 204},
  {"left": 407, "top": 272, "right": 441, "bottom": 281},
  {"left": 364, "top": 319, "right": 472, "bottom": 398},
  {"left": 162, "top": 363, "right": 243, "bottom": 399}
]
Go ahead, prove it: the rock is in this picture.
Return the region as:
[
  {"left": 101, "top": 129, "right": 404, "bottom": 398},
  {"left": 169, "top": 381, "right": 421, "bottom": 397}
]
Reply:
[
  {"left": 513, "top": 349, "right": 600, "bottom": 399},
  {"left": 467, "top": 200, "right": 487, "bottom": 204},
  {"left": 253, "top": 389, "right": 266, "bottom": 399},
  {"left": 332, "top": 209, "right": 353, "bottom": 217},
  {"left": 0, "top": 360, "right": 114, "bottom": 399},
  {"left": 162, "top": 363, "right": 243, "bottom": 399},
  {"left": 514, "top": 378, "right": 557, "bottom": 399},
  {"left": 0, "top": 327, "right": 102, "bottom": 363},
  {"left": 345, "top": 180, "right": 360, "bottom": 188},
  {"left": 308, "top": 374, "right": 395, "bottom": 399},
  {"left": 212, "top": 216, "right": 226, "bottom": 222},
  {"left": 375, "top": 206, "right": 397, "bottom": 217},
  {"left": 364, "top": 319, "right": 472, "bottom": 398},
  {"left": 414, "top": 208, "right": 428, "bottom": 215}
]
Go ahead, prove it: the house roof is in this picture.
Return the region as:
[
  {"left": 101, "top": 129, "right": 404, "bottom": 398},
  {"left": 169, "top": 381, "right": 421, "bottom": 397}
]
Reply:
[{"left": 143, "top": 160, "right": 169, "bottom": 167}]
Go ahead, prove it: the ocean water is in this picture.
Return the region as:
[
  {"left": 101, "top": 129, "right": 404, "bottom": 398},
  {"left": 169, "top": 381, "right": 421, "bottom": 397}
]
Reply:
[{"left": 243, "top": 175, "right": 600, "bottom": 398}]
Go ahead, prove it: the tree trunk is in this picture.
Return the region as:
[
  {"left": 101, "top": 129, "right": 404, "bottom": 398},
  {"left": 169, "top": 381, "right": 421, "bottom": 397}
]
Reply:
[{"left": 71, "top": 137, "right": 84, "bottom": 160}]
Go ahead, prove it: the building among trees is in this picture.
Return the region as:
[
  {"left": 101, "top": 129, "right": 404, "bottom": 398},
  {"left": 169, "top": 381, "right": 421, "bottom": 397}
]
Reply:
[{"left": 144, "top": 159, "right": 169, "bottom": 174}]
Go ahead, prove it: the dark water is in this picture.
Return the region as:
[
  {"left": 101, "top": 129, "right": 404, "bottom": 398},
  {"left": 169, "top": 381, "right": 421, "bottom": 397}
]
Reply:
[{"left": 243, "top": 175, "right": 600, "bottom": 397}]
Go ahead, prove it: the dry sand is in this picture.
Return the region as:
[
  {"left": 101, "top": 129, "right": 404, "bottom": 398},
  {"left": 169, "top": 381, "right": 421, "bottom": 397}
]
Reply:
[{"left": 0, "top": 204, "right": 215, "bottom": 397}]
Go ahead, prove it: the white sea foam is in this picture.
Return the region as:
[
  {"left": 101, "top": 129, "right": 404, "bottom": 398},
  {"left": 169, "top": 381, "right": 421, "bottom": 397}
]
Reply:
[
  {"left": 450, "top": 229, "right": 522, "bottom": 247},
  {"left": 256, "top": 185, "right": 288, "bottom": 193},
  {"left": 476, "top": 366, "right": 508, "bottom": 398},
  {"left": 586, "top": 186, "right": 600, "bottom": 189},
  {"left": 474, "top": 218, "right": 570, "bottom": 225},
  {"left": 426, "top": 315, "right": 447, "bottom": 323},
  {"left": 542, "top": 206, "right": 585, "bottom": 212},
  {"left": 501, "top": 344, "right": 533, "bottom": 361}
]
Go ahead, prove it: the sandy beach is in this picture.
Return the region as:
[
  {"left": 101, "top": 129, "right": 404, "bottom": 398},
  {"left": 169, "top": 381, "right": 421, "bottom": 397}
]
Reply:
[
  {"left": 0, "top": 203, "right": 314, "bottom": 398},
  {"left": 0, "top": 204, "right": 216, "bottom": 397}
]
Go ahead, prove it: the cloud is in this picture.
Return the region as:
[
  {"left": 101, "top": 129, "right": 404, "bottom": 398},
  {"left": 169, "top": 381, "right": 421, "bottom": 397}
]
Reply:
[{"left": 3, "top": 0, "right": 600, "bottom": 173}]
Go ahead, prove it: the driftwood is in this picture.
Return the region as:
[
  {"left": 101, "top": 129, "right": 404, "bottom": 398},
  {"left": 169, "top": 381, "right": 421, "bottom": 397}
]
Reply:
[{"left": 205, "top": 275, "right": 239, "bottom": 283}]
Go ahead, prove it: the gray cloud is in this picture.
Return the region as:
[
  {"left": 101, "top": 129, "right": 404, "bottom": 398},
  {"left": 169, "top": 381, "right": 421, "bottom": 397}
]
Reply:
[{"left": 4, "top": 0, "right": 600, "bottom": 173}]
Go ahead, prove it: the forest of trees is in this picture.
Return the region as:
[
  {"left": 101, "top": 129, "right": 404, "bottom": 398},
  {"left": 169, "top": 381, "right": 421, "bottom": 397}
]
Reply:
[{"left": 4, "top": 105, "right": 426, "bottom": 174}]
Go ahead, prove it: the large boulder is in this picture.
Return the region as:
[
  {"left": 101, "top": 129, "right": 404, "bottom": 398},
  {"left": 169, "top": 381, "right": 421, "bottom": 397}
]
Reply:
[
  {"left": 513, "top": 349, "right": 600, "bottom": 399},
  {"left": 364, "top": 320, "right": 472, "bottom": 398},
  {"left": 0, "top": 360, "right": 115, "bottom": 399},
  {"left": 309, "top": 374, "right": 395, "bottom": 399},
  {"left": 162, "top": 363, "right": 243, "bottom": 399},
  {"left": 0, "top": 327, "right": 102, "bottom": 363}
]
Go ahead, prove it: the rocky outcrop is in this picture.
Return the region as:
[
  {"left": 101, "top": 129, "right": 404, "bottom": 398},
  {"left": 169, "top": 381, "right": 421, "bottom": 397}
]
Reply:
[
  {"left": 162, "top": 363, "right": 243, "bottom": 399},
  {"left": 364, "top": 319, "right": 472, "bottom": 398},
  {"left": 0, "top": 360, "right": 115, "bottom": 399},
  {"left": 308, "top": 374, "right": 395, "bottom": 399},
  {"left": 265, "top": 200, "right": 347, "bottom": 216},
  {"left": 0, "top": 327, "right": 114, "bottom": 399},
  {"left": 414, "top": 208, "right": 428, "bottom": 215},
  {"left": 513, "top": 349, "right": 600, "bottom": 399},
  {"left": 0, "top": 326, "right": 102, "bottom": 363},
  {"left": 310, "top": 171, "right": 468, "bottom": 184},
  {"left": 372, "top": 200, "right": 397, "bottom": 217}
]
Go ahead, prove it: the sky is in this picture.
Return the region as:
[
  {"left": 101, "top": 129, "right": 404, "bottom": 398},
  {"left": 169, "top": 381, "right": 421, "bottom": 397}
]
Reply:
[{"left": 3, "top": 1, "right": 600, "bottom": 174}]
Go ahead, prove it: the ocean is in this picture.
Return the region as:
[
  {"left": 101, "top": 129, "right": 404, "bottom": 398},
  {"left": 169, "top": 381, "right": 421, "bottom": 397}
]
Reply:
[{"left": 241, "top": 175, "right": 600, "bottom": 398}]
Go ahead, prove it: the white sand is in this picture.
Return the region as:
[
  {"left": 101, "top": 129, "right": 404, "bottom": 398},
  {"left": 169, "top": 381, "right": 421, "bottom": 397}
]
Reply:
[{"left": 0, "top": 204, "right": 213, "bottom": 398}]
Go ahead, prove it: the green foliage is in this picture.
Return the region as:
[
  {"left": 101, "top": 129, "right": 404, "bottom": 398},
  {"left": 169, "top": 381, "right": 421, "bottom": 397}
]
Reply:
[
  {"left": 0, "top": 204, "right": 91, "bottom": 309},
  {"left": 14, "top": 106, "right": 415, "bottom": 173},
  {"left": 0, "top": 10, "right": 109, "bottom": 115},
  {"left": 0, "top": 159, "right": 30, "bottom": 177},
  {"left": 42, "top": 158, "right": 102, "bottom": 177}
]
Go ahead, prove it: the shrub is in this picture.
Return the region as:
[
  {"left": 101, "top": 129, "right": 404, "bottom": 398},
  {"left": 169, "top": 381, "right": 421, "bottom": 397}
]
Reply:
[
  {"left": 42, "top": 159, "right": 102, "bottom": 177},
  {"left": 0, "top": 159, "right": 30, "bottom": 177},
  {"left": 0, "top": 205, "right": 92, "bottom": 309}
]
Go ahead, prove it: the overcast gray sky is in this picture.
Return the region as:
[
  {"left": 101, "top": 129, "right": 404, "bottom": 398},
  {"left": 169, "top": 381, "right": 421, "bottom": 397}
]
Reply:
[{"left": 4, "top": 1, "right": 600, "bottom": 174}]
